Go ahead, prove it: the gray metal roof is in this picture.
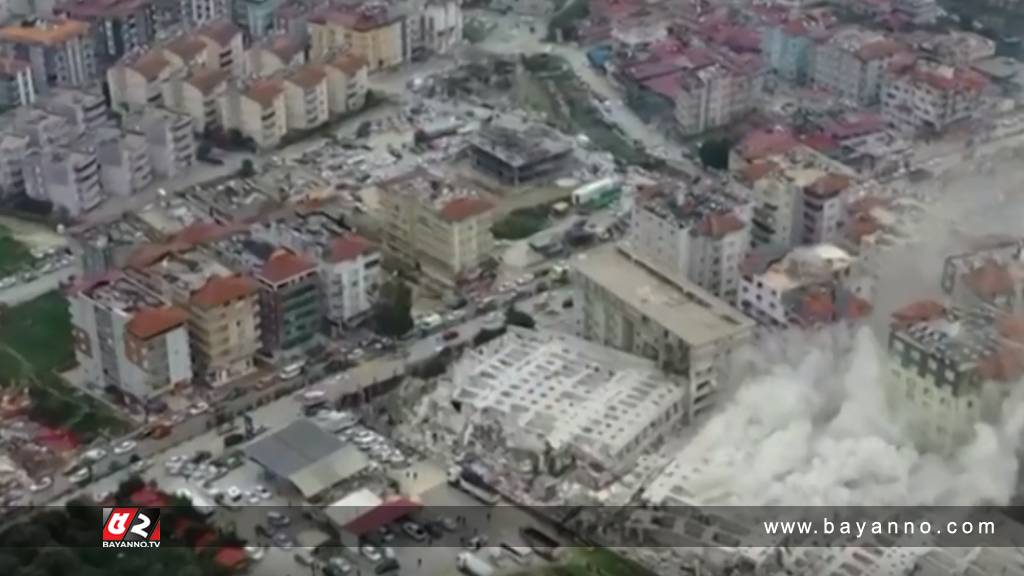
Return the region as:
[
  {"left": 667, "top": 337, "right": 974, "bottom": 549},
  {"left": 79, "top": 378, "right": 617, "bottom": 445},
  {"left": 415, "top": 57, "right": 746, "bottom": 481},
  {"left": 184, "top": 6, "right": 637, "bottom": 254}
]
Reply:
[{"left": 245, "top": 419, "right": 369, "bottom": 497}]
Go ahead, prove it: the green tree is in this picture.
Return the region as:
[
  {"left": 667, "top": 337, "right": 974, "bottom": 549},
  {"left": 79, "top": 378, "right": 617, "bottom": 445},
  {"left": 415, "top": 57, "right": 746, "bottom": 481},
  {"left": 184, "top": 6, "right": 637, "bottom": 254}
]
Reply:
[
  {"left": 373, "top": 280, "right": 413, "bottom": 337},
  {"left": 239, "top": 159, "right": 257, "bottom": 178},
  {"left": 698, "top": 138, "right": 732, "bottom": 170},
  {"left": 505, "top": 306, "right": 536, "bottom": 329}
]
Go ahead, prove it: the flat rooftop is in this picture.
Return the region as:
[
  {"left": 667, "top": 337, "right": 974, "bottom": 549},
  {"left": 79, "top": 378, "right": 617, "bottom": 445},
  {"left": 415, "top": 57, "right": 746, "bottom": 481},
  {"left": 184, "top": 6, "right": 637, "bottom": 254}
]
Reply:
[
  {"left": 470, "top": 118, "right": 573, "bottom": 168},
  {"left": 573, "top": 245, "right": 753, "bottom": 347}
]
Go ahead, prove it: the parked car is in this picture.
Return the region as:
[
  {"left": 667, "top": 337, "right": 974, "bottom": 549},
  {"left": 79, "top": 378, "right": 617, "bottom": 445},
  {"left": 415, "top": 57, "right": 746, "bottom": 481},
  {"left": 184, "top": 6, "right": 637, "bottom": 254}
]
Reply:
[
  {"left": 402, "top": 521, "right": 428, "bottom": 542},
  {"left": 267, "top": 511, "right": 290, "bottom": 527},
  {"left": 112, "top": 440, "right": 136, "bottom": 455},
  {"left": 374, "top": 559, "right": 399, "bottom": 574},
  {"left": 326, "top": 557, "right": 352, "bottom": 576},
  {"left": 361, "top": 545, "right": 383, "bottom": 563}
]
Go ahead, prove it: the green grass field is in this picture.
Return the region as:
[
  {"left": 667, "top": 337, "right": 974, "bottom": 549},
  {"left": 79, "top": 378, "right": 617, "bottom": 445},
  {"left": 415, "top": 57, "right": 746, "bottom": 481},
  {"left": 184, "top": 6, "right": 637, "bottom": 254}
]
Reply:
[
  {"left": 514, "top": 548, "right": 657, "bottom": 576},
  {"left": 0, "top": 224, "right": 33, "bottom": 278},
  {"left": 0, "top": 291, "right": 130, "bottom": 439}
]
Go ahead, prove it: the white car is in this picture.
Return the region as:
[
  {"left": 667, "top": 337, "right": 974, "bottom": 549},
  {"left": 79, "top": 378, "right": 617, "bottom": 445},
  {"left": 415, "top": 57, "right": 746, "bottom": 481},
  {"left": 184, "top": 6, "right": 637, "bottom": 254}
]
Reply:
[
  {"left": 113, "top": 440, "right": 136, "bottom": 455},
  {"left": 361, "top": 545, "right": 382, "bottom": 563},
  {"left": 187, "top": 402, "right": 209, "bottom": 416},
  {"left": 175, "top": 488, "right": 193, "bottom": 501},
  {"left": 256, "top": 485, "right": 272, "bottom": 500},
  {"left": 69, "top": 468, "right": 90, "bottom": 484},
  {"left": 383, "top": 547, "right": 396, "bottom": 561},
  {"left": 245, "top": 545, "right": 265, "bottom": 562},
  {"left": 28, "top": 476, "right": 52, "bottom": 492},
  {"left": 82, "top": 448, "right": 107, "bottom": 462},
  {"left": 227, "top": 486, "right": 242, "bottom": 501}
]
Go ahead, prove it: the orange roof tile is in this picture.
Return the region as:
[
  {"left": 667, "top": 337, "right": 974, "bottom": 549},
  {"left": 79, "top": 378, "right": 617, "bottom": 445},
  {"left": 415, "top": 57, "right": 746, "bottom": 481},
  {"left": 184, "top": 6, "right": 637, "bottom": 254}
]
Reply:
[
  {"left": 891, "top": 300, "right": 945, "bottom": 327},
  {"left": 246, "top": 79, "right": 284, "bottom": 108},
  {"left": 977, "top": 345, "right": 1024, "bottom": 383},
  {"left": 172, "top": 222, "right": 239, "bottom": 246},
  {"left": 190, "top": 275, "right": 258, "bottom": 309},
  {"left": 129, "top": 51, "right": 171, "bottom": 81},
  {"left": 197, "top": 19, "right": 240, "bottom": 46},
  {"left": 965, "top": 259, "right": 1014, "bottom": 300},
  {"left": 126, "top": 242, "right": 190, "bottom": 269},
  {"left": 998, "top": 315, "right": 1024, "bottom": 344},
  {"left": 438, "top": 197, "right": 493, "bottom": 222},
  {"left": 695, "top": 212, "right": 744, "bottom": 238},
  {"left": 806, "top": 173, "right": 851, "bottom": 199},
  {"left": 126, "top": 306, "right": 189, "bottom": 340},
  {"left": 845, "top": 212, "right": 881, "bottom": 244},
  {"left": 0, "top": 19, "right": 89, "bottom": 46},
  {"left": 164, "top": 35, "right": 206, "bottom": 61},
  {"left": 327, "top": 233, "right": 375, "bottom": 263},
  {"left": 258, "top": 249, "right": 316, "bottom": 284},
  {"left": 265, "top": 35, "right": 303, "bottom": 62},
  {"left": 855, "top": 39, "right": 904, "bottom": 61},
  {"left": 329, "top": 51, "right": 368, "bottom": 75},
  {"left": 737, "top": 129, "right": 798, "bottom": 161},
  {"left": 187, "top": 67, "right": 230, "bottom": 95},
  {"left": 739, "top": 160, "right": 779, "bottom": 184},
  {"left": 287, "top": 64, "right": 326, "bottom": 90}
]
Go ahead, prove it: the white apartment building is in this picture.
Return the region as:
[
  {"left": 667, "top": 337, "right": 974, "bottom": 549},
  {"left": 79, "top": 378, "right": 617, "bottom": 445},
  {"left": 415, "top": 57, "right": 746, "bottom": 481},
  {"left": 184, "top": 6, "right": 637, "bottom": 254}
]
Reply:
[
  {"left": 325, "top": 52, "right": 368, "bottom": 115},
  {"left": 68, "top": 275, "right": 193, "bottom": 401},
  {"left": 196, "top": 20, "right": 245, "bottom": 78},
  {"left": 163, "top": 35, "right": 209, "bottom": 70},
  {"left": 0, "top": 57, "right": 34, "bottom": 108},
  {"left": 123, "top": 107, "right": 196, "bottom": 178},
  {"left": 882, "top": 60, "right": 989, "bottom": 134},
  {"left": 41, "top": 88, "right": 106, "bottom": 136},
  {"left": 106, "top": 50, "right": 179, "bottom": 110},
  {"left": 738, "top": 244, "right": 873, "bottom": 329},
  {"left": 452, "top": 327, "right": 689, "bottom": 486},
  {"left": 572, "top": 245, "right": 755, "bottom": 418},
  {"left": 402, "top": 0, "right": 463, "bottom": 59},
  {"left": 323, "top": 233, "right": 380, "bottom": 327},
  {"left": 624, "top": 187, "right": 750, "bottom": 302},
  {"left": 172, "top": 67, "right": 230, "bottom": 134},
  {"left": 675, "top": 61, "right": 762, "bottom": 135},
  {"left": 283, "top": 64, "right": 329, "bottom": 131},
  {"left": 248, "top": 35, "right": 305, "bottom": 77},
  {"left": 887, "top": 301, "right": 1018, "bottom": 454},
  {"left": 96, "top": 126, "right": 152, "bottom": 197},
  {"left": 812, "top": 28, "right": 905, "bottom": 105},
  {"left": 0, "top": 18, "right": 96, "bottom": 95},
  {"left": 23, "top": 142, "right": 103, "bottom": 216},
  {"left": 0, "top": 132, "right": 29, "bottom": 200},
  {"left": 181, "top": 0, "right": 229, "bottom": 25},
  {"left": 224, "top": 78, "right": 287, "bottom": 149}
]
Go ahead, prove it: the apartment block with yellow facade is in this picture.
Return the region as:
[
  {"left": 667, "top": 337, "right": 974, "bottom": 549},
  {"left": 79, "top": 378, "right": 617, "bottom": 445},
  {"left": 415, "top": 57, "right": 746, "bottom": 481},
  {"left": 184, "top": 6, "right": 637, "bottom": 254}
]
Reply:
[
  {"left": 223, "top": 78, "right": 287, "bottom": 149},
  {"left": 106, "top": 50, "right": 178, "bottom": 110},
  {"left": 379, "top": 168, "right": 495, "bottom": 288},
  {"left": 325, "top": 51, "right": 368, "bottom": 115},
  {"left": 309, "top": 5, "right": 406, "bottom": 72},
  {"left": 196, "top": 19, "right": 245, "bottom": 78},
  {"left": 283, "top": 64, "right": 329, "bottom": 131},
  {"left": 249, "top": 35, "right": 306, "bottom": 77}
]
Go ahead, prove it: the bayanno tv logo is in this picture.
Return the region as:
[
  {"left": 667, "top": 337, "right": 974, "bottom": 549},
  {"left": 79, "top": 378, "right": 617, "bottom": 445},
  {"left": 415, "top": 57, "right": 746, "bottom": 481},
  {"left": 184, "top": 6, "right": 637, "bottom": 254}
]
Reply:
[{"left": 101, "top": 507, "right": 161, "bottom": 548}]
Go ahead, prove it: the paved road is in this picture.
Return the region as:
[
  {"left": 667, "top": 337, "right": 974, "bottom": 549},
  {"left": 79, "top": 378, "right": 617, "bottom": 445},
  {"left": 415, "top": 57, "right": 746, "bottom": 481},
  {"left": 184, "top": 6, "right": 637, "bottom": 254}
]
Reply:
[{"left": 0, "top": 264, "right": 75, "bottom": 306}]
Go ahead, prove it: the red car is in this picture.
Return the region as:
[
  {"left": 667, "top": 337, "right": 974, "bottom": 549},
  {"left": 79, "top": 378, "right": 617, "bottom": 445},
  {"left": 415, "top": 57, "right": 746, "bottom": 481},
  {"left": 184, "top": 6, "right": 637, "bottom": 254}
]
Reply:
[{"left": 442, "top": 330, "right": 459, "bottom": 341}]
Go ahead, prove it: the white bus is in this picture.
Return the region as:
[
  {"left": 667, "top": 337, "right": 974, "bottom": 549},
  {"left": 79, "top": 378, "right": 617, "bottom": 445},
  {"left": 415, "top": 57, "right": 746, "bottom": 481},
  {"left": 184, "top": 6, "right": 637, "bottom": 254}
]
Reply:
[{"left": 279, "top": 360, "right": 306, "bottom": 380}]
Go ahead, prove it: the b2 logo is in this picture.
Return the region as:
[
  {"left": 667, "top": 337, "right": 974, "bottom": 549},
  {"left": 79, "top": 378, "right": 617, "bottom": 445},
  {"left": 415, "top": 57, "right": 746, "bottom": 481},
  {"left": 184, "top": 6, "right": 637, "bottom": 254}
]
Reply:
[{"left": 102, "top": 507, "right": 161, "bottom": 548}]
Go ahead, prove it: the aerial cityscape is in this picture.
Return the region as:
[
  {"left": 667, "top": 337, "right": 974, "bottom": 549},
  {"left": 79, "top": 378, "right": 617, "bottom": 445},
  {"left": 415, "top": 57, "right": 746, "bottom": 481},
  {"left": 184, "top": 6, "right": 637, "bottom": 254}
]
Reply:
[{"left": 0, "top": 0, "right": 1023, "bottom": 574}]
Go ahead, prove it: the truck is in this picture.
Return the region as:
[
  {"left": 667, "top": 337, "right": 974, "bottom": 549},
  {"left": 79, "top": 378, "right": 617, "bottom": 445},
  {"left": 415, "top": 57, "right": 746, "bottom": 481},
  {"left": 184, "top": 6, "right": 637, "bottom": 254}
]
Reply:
[
  {"left": 571, "top": 177, "right": 621, "bottom": 208},
  {"left": 456, "top": 552, "right": 495, "bottom": 576},
  {"left": 448, "top": 465, "right": 500, "bottom": 505}
]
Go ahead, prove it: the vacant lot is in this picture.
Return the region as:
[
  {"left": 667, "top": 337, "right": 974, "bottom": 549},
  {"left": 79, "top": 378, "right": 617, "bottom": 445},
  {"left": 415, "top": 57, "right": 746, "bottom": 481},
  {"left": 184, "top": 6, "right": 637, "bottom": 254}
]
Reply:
[
  {"left": 514, "top": 548, "right": 658, "bottom": 576},
  {"left": 0, "top": 224, "right": 33, "bottom": 277},
  {"left": 0, "top": 291, "right": 129, "bottom": 439}
]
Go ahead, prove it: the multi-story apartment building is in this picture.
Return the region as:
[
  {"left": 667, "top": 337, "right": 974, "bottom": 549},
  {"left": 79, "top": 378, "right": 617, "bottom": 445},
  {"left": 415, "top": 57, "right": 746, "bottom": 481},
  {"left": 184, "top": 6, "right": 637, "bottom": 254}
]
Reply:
[
  {"left": 196, "top": 19, "right": 245, "bottom": 78},
  {"left": 624, "top": 185, "right": 751, "bottom": 302},
  {"left": 0, "top": 133, "right": 29, "bottom": 199},
  {"left": 55, "top": 0, "right": 156, "bottom": 66},
  {"left": 309, "top": 4, "right": 406, "bottom": 71},
  {"left": 283, "top": 64, "right": 328, "bottom": 131},
  {"left": 812, "top": 28, "right": 905, "bottom": 105},
  {"left": 572, "top": 244, "right": 755, "bottom": 419},
  {"left": 233, "top": 0, "right": 282, "bottom": 40},
  {"left": 68, "top": 275, "right": 192, "bottom": 402},
  {"left": 163, "top": 34, "right": 209, "bottom": 70},
  {"left": 172, "top": 67, "right": 230, "bottom": 133},
  {"left": 0, "top": 18, "right": 96, "bottom": 95},
  {"left": 380, "top": 168, "right": 495, "bottom": 288},
  {"left": 12, "top": 106, "right": 72, "bottom": 148},
  {"left": 468, "top": 118, "right": 573, "bottom": 186},
  {"left": 255, "top": 248, "right": 323, "bottom": 355},
  {"left": 248, "top": 34, "right": 304, "bottom": 77},
  {"left": 882, "top": 59, "right": 989, "bottom": 135},
  {"left": 122, "top": 107, "right": 196, "bottom": 178},
  {"left": 401, "top": 0, "right": 462, "bottom": 60},
  {"left": 95, "top": 125, "right": 152, "bottom": 197},
  {"left": 675, "top": 55, "right": 763, "bottom": 135},
  {"left": 324, "top": 51, "right": 368, "bottom": 115},
  {"left": 324, "top": 232, "right": 380, "bottom": 328},
  {"left": 41, "top": 89, "right": 107, "bottom": 135},
  {"left": 762, "top": 18, "right": 829, "bottom": 85},
  {"left": 738, "top": 243, "right": 873, "bottom": 329},
  {"left": 800, "top": 173, "right": 852, "bottom": 245},
  {"left": 887, "top": 301, "right": 1021, "bottom": 453},
  {"left": 180, "top": 0, "right": 229, "bottom": 25},
  {"left": 0, "top": 57, "right": 34, "bottom": 108},
  {"left": 106, "top": 49, "right": 177, "bottom": 110},
  {"left": 23, "top": 141, "right": 104, "bottom": 216},
  {"left": 225, "top": 78, "right": 287, "bottom": 148},
  {"left": 127, "top": 243, "right": 262, "bottom": 386}
]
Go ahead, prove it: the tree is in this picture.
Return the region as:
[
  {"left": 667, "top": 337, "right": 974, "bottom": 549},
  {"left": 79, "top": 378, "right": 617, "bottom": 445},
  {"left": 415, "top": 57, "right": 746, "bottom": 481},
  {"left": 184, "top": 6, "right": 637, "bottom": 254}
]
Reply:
[
  {"left": 239, "top": 159, "right": 256, "bottom": 178},
  {"left": 373, "top": 280, "right": 413, "bottom": 337},
  {"left": 505, "top": 306, "right": 536, "bottom": 329},
  {"left": 698, "top": 138, "right": 732, "bottom": 170}
]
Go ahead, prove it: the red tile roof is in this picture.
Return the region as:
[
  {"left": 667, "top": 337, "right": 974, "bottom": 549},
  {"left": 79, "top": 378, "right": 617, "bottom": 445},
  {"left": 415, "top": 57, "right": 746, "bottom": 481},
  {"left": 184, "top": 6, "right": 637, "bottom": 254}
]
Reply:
[
  {"left": 806, "top": 173, "right": 851, "bottom": 198},
  {"left": 439, "top": 197, "right": 493, "bottom": 222},
  {"left": 739, "top": 160, "right": 779, "bottom": 184},
  {"left": 126, "top": 306, "right": 189, "bottom": 340},
  {"left": 214, "top": 547, "right": 249, "bottom": 570},
  {"left": 695, "top": 212, "right": 744, "bottom": 239},
  {"left": 965, "top": 259, "right": 1014, "bottom": 300},
  {"left": 327, "top": 233, "right": 375, "bottom": 263},
  {"left": 855, "top": 39, "right": 905, "bottom": 61},
  {"left": 799, "top": 132, "right": 838, "bottom": 153},
  {"left": 190, "top": 275, "right": 258, "bottom": 308},
  {"left": 246, "top": 79, "right": 284, "bottom": 108},
  {"left": 998, "top": 315, "right": 1024, "bottom": 344},
  {"left": 977, "top": 344, "right": 1024, "bottom": 383},
  {"left": 172, "top": 222, "right": 240, "bottom": 246},
  {"left": 165, "top": 35, "right": 206, "bottom": 61},
  {"left": 287, "top": 64, "right": 327, "bottom": 89},
  {"left": 891, "top": 300, "right": 945, "bottom": 327},
  {"left": 126, "top": 242, "right": 190, "bottom": 269},
  {"left": 258, "top": 249, "right": 316, "bottom": 283},
  {"left": 187, "top": 67, "right": 230, "bottom": 95},
  {"left": 342, "top": 498, "right": 422, "bottom": 536},
  {"left": 329, "top": 51, "right": 368, "bottom": 75},
  {"left": 129, "top": 51, "right": 171, "bottom": 81},
  {"left": 198, "top": 19, "right": 240, "bottom": 46},
  {"left": 736, "top": 128, "right": 798, "bottom": 161},
  {"left": 845, "top": 212, "right": 881, "bottom": 244}
]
